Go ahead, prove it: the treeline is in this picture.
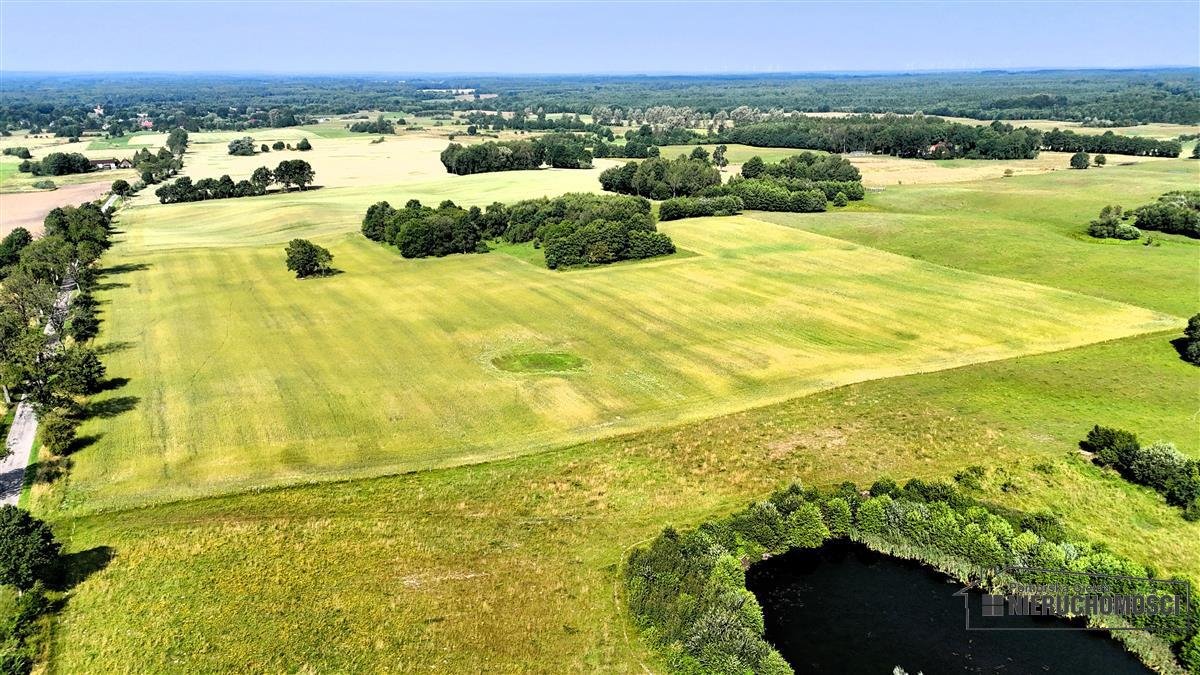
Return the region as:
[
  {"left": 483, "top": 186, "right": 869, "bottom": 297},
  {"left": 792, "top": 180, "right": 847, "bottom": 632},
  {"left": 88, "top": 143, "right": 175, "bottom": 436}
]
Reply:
[
  {"left": 594, "top": 125, "right": 700, "bottom": 159},
  {"left": 461, "top": 111, "right": 613, "bottom": 138},
  {"left": 1041, "top": 128, "right": 1181, "bottom": 157},
  {"left": 599, "top": 152, "right": 721, "bottom": 199},
  {"left": 439, "top": 134, "right": 592, "bottom": 175},
  {"left": 659, "top": 195, "right": 744, "bottom": 221},
  {"left": 1, "top": 202, "right": 112, "bottom": 416},
  {"left": 154, "top": 160, "right": 314, "bottom": 204},
  {"left": 716, "top": 116, "right": 1044, "bottom": 159},
  {"left": 347, "top": 114, "right": 396, "bottom": 134},
  {"left": 1082, "top": 426, "right": 1199, "bottom": 520},
  {"left": 715, "top": 153, "right": 864, "bottom": 212},
  {"left": 1, "top": 205, "right": 115, "bottom": 675},
  {"left": 1133, "top": 191, "right": 1199, "bottom": 238},
  {"left": 17, "top": 152, "right": 93, "bottom": 176},
  {"left": 478, "top": 70, "right": 1200, "bottom": 125},
  {"left": 626, "top": 476, "right": 1200, "bottom": 675},
  {"left": 361, "top": 193, "right": 673, "bottom": 269}
]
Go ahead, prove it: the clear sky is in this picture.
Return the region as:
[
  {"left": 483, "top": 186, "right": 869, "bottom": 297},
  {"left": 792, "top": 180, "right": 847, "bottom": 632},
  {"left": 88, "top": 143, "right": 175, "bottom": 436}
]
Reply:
[{"left": 1, "top": 1, "right": 1197, "bottom": 74}]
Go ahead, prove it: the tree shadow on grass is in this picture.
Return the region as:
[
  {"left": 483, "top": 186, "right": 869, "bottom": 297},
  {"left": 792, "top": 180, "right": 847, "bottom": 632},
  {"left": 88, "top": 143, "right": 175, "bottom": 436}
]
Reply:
[
  {"left": 52, "top": 546, "right": 116, "bottom": 592},
  {"left": 1169, "top": 337, "right": 1197, "bottom": 366},
  {"left": 97, "top": 376, "right": 130, "bottom": 392},
  {"left": 97, "top": 262, "right": 151, "bottom": 276},
  {"left": 78, "top": 396, "right": 139, "bottom": 421},
  {"left": 94, "top": 341, "right": 134, "bottom": 356}
]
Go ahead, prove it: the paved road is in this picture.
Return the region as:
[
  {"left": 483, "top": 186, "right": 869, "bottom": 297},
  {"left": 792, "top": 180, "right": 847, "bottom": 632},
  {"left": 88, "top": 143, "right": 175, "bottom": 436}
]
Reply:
[{"left": 0, "top": 194, "right": 113, "bottom": 506}]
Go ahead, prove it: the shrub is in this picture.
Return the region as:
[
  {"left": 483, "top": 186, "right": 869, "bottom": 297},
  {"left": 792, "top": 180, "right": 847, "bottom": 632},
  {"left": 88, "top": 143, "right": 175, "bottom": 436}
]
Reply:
[
  {"left": 658, "top": 195, "right": 744, "bottom": 221},
  {"left": 31, "top": 180, "right": 56, "bottom": 190},
  {"left": 272, "top": 141, "right": 285, "bottom": 151},
  {"left": 39, "top": 413, "right": 76, "bottom": 455},
  {"left": 1183, "top": 314, "right": 1200, "bottom": 366},
  {"left": 832, "top": 191, "right": 848, "bottom": 207},
  {"left": 297, "top": 138, "right": 312, "bottom": 151}
]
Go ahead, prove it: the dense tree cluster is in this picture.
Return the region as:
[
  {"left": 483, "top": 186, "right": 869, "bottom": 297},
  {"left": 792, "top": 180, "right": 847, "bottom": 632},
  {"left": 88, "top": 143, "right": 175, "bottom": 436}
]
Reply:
[
  {"left": 715, "top": 116, "right": 1044, "bottom": 159},
  {"left": 1, "top": 202, "right": 112, "bottom": 416},
  {"left": 594, "top": 125, "right": 699, "bottom": 159},
  {"left": 362, "top": 193, "right": 672, "bottom": 269},
  {"left": 129, "top": 146, "right": 183, "bottom": 185},
  {"left": 627, "top": 476, "right": 1200, "bottom": 675},
  {"left": 1042, "top": 128, "right": 1181, "bottom": 157},
  {"left": 347, "top": 114, "right": 395, "bottom": 134},
  {"left": 658, "top": 196, "right": 744, "bottom": 221},
  {"left": 154, "top": 160, "right": 314, "bottom": 203},
  {"left": 227, "top": 137, "right": 256, "bottom": 156},
  {"left": 17, "top": 152, "right": 93, "bottom": 176},
  {"left": 361, "top": 200, "right": 486, "bottom": 258},
  {"left": 1087, "top": 205, "right": 1141, "bottom": 240},
  {"left": 599, "top": 153, "right": 720, "bottom": 199},
  {"left": 1133, "top": 191, "right": 1199, "bottom": 238},
  {"left": 460, "top": 110, "right": 612, "bottom": 137},
  {"left": 440, "top": 134, "right": 592, "bottom": 175},
  {"left": 1083, "top": 426, "right": 1200, "bottom": 520}
]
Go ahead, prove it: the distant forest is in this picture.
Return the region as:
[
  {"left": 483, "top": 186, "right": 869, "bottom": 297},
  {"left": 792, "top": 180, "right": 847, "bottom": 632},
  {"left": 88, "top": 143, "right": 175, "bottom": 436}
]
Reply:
[{"left": 1, "top": 69, "right": 1197, "bottom": 135}]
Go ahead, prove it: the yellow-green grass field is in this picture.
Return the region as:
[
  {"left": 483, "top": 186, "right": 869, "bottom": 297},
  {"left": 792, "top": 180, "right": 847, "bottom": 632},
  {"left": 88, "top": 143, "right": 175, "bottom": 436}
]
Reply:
[
  {"left": 41, "top": 211, "right": 1175, "bottom": 515},
  {"left": 46, "top": 331, "right": 1199, "bottom": 672}
]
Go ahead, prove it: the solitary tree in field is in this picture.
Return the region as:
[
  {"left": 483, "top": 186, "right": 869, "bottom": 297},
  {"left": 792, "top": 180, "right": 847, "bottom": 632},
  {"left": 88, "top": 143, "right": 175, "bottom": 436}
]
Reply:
[
  {"left": 713, "top": 144, "right": 728, "bottom": 171},
  {"left": 1070, "top": 151, "right": 1090, "bottom": 169},
  {"left": 297, "top": 138, "right": 312, "bottom": 151},
  {"left": 272, "top": 141, "right": 285, "bottom": 151},
  {"left": 110, "top": 179, "right": 131, "bottom": 197},
  {"left": 1093, "top": 154, "right": 1107, "bottom": 167},
  {"left": 261, "top": 144, "right": 270, "bottom": 153},
  {"left": 166, "top": 128, "right": 189, "bottom": 155},
  {"left": 0, "top": 506, "right": 61, "bottom": 590},
  {"left": 284, "top": 239, "right": 334, "bottom": 278}
]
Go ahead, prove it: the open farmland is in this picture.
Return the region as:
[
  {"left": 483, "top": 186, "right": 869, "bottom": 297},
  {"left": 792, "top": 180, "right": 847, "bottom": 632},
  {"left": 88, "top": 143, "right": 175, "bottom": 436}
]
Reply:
[
  {"left": 37, "top": 184, "right": 1178, "bottom": 514},
  {"left": 0, "top": 181, "right": 114, "bottom": 236},
  {"left": 45, "top": 329, "right": 1200, "bottom": 672}
]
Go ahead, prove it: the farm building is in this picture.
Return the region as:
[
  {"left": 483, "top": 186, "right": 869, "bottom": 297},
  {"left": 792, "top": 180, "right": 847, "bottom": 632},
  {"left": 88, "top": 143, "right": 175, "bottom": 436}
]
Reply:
[{"left": 89, "top": 158, "right": 133, "bottom": 170}]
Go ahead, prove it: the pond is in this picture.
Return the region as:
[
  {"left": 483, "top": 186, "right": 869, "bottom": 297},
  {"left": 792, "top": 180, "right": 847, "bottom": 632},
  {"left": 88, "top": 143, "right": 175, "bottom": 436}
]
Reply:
[{"left": 745, "top": 540, "right": 1151, "bottom": 674}]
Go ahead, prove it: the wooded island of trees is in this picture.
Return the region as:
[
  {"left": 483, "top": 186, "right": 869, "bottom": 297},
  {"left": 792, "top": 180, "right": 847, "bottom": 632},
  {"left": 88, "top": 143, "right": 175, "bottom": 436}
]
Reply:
[{"left": 361, "top": 193, "right": 674, "bottom": 269}]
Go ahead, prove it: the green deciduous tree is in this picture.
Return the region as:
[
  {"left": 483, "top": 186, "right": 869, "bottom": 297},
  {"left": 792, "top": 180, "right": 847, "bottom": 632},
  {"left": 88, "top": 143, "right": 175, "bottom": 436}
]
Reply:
[
  {"left": 0, "top": 506, "right": 61, "bottom": 590},
  {"left": 284, "top": 239, "right": 333, "bottom": 278}
]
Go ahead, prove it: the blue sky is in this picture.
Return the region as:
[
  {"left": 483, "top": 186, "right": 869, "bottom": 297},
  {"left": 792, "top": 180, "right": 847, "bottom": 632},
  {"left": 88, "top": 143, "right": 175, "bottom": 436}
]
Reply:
[{"left": 1, "top": 1, "right": 1197, "bottom": 74}]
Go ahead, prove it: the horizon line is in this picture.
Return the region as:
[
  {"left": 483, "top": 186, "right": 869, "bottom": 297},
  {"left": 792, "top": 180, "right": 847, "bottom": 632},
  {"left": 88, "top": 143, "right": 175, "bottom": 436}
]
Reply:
[{"left": 2, "top": 65, "right": 1199, "bottom": 78}]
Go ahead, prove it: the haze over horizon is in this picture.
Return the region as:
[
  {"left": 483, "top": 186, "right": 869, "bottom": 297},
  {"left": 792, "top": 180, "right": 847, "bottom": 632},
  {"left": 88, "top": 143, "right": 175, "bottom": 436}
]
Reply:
[{"left": 1, "top": 1, "right": 1197, "bottom": 75}]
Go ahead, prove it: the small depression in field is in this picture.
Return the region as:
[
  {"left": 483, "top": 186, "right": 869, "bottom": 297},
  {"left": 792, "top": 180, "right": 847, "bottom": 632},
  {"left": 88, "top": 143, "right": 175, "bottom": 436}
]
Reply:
[{"left": 492, "top": 351, "right": 587, "bottom": 374}]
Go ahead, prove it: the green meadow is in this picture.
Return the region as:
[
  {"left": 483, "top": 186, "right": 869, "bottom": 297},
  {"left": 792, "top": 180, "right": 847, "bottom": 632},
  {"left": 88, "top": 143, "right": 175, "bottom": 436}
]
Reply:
[{"left": 49, "top": 331, "right": 1199, "bottom": 673}]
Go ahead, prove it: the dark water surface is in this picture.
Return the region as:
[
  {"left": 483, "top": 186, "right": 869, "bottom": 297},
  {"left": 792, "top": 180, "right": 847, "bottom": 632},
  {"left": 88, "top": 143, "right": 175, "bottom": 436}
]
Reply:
[{"left": 745, "top": 540, "right": 1151, "bottom": 674}]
